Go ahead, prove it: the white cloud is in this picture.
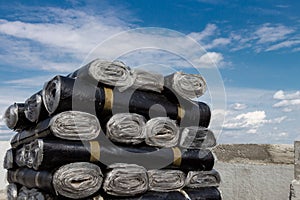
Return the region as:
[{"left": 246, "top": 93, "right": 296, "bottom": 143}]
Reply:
[
  {"left": 272, "top": 116, "right": 287, "bottom": 123},
  {"left": 204, "top": 37, "right": 231, "bottom": 49},
  {"left": 273, "top": 90, "right": 300, "bottom": 100},
  {"left": 196, "top": 52, "right": 224, "bottom": 67},
  {"left": 223, "top": 110, "right": 267, "bottom": 130},
  {"left": 273, "top": 99, "right": 300, "bottom": 107},
  {"left": 231, "top": 103, "right": 247, "bottom": 110},
  {"left": 0, "top": 7, "right": 131, "bottom": 72},
  {"left": 266, "top": 40, "right": 300, "bottom": 51},
  {"left": 188, "top": 24, "right": 217, "bottom": 42},
  {"left": 4, "top": 75, "right": 55, "bottom": 88},
  {"left": 273, "top": 90, "right": 300, "bottom": 111},
  {"left": 254, "top": 23, "right": 294, "bottom": 44}
]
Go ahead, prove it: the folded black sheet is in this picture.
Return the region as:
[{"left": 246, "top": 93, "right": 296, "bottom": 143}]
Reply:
[
  {"left": 43, "top": 75, "right": 211, "bottom": 127},
  {"left": 4, "top": 103, "right": 35, "bottom": 131},
  {"left": 12, "top": 139, "right": 214, "bottom": 171},
  {"left": 7, "top": 162, "right": 103, "bottom": 199},
  {"left": 10, "top": 111, "right": 101, "bottom": 148}
]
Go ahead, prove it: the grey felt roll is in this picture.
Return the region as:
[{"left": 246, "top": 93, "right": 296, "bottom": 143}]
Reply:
[
  {"left": 52, "top": 162, "right": 103, "bottom": 199},
  {"left": 103, "top": 163, "right": 148, "bottom": 196},
  {"left": 132, "top": 69, "right": 164, "bottom": 93},
  {"left": 144, "top": 117, "right": 179, "bottom": 148},
  {"left": 106, "top": 113, "right": 146, "bottom": 145},
  {"left": 7, "top": 183, "right": 18, "bottom": 200},
  {"left": 179, "top": 126, "right": 217, "bottom": 149},
  {"left": 69, "top": 59, "right": 135, "bottom": 91},
  {"left": 164, "top": 71, "right": 207, "bottom": 100},
  {"left": 148, "top": 169, "right": 186, "bottom": 192},
  {"left": 185, "top": 169, "right": 221, "bottom": 188},
  {"left": 10, "top": 110, "right": 101, "bottom": 148}
]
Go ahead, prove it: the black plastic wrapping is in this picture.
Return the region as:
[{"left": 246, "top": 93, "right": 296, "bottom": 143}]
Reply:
[
  {"left": 43, "top": 75, "right": 211, "bottom": 127},
  {"left": 3, "top": 103, "right": 35, "bottom": 131},
  {"left": 24, "top": 90, "right": 49, "bottom": 123},
  {"left": 102, "top": 187, "right": 221, "bottom": 200},
  {"left": 7, "top": 167, "right": 55, "bottom": 193},
  {"left": 12, "top": 139, "right": 214, "bottom": 172}
]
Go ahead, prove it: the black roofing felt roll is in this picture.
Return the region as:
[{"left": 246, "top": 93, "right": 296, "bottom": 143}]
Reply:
[
  {"left": 24, "top": 90, "right": 49, "bottom": 123},
  {"left": 164, "top": 71, "right": 207, "bottom": 100},
  {"left": 10, "top": 111, "right": 101, "bottom": 148},
  {"left": 7, "top": 162, "right": 103, "bottom": 199},
  {"left": 102, "top": 187, "right": 221, "bottom": 200},
  {"left": 3, "top": 103, "right": 35, "bottom": 131},
  {"left": 43, "top": 75, "right": 211, "bottom": 127},
  {"left": 13, "top": 139, "right": 214, "bottom": 171}
]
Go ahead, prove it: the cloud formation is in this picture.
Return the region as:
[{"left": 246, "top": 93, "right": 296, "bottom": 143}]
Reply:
[{"left": 273, "top": 90, "right": 300, "bottom": 111}]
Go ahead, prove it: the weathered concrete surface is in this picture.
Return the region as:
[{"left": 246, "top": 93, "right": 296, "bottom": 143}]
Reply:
[
  {"left": 214, "top": 144, "right": 294, "bottom": 164},
  {"left": 215, "top": 162, "right": 293, "bottom": 200}
]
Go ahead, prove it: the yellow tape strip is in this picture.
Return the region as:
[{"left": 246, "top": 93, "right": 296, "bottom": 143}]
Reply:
[
  {"left": 177, "top": 106, "right": 185, "bottom": 121},
  {"left": 104, "top": 87, "right": 113, "bottom": 111},
  {"left": 90, "top": 141, "right": 101, "bottom": 162},
  {"left": 172, "top": 147, "right": 182, "bottom": 166},
  {"left": 35, "top": 172, "right": 40, "bottom": 187}
]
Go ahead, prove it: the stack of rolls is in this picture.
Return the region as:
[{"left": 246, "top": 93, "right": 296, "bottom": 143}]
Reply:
[{"left": 3, "top": 59, "right": 222, "bottom": 200}]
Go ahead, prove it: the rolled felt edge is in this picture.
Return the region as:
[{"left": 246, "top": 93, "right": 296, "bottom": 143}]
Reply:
[{"left": 52, "top": 162, "right": 103, "bottom": 199}]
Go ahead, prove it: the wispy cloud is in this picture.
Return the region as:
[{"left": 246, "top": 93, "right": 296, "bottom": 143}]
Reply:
[
  {"left": 0, "top": 6, "right": 132, "bottom": 72},
  {"left": 273, "top": 90, "right": 300, "bottom": 112},
  {"left": 266, "top": 40, "right": 300, "bottom": 51},
  {"left": 254, "top": 23, "right": 294, "bottom": 44}
]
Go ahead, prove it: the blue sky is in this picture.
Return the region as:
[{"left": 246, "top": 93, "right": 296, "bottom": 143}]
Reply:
[{"left": 0, "top": 0, "right": 299, "bottom": 143}]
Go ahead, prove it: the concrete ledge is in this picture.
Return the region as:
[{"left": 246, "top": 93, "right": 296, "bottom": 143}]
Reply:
[{"left": 213, "top": 144, "right": 294, "bottom": 165}]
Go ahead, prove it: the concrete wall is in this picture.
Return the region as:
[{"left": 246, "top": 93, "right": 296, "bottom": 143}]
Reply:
[{"left": 213, "top": 144, "right": 294, "bottom": 200}]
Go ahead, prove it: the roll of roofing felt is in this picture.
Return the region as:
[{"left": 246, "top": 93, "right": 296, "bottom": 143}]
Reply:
[
  {"left": 103, "top": 163, "right": 148, "bottom": 196},
  {"left": 3, "top": 103, "right": 35, "bottom": 131},
  {"left": 185, "top": 169, "right": 221, "bottom": 188},
  {"left": 68, "top": 59, "right": 135, "bottom": 91},
  {"left": 144, "top": 117, "right": 179, "bottom": 148},
  {"left": 179, "top": 126, "right": 217, "bottom": 149},
  {"left": 148, "top": 169, "right": 186, "bottom": 192},
  {"left": 7, "top": 162, "right": 103, "bottom": 199},
  {"left": 106, "top": 113, "right": 146, "bottom": 145},
  {"left": 10, "top": 111, "right": 101, "bottom": 148},
  {"left": 24, "top": 91, "right": 49, "bottom": 123},
  {"left": 164, "top": 71, "right": 207, "bottom": 100},
  {"left": 131, "top": 69, "right": 164, "bottom": 93},
  {"left": 12, "top": 139, "right": 214, "bottom": 171},
  {"left": 43, "top": 75, "right": 211, "bottom": 127}
]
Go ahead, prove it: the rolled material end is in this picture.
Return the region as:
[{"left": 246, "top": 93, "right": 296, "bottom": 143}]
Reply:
[
  {"left": 53, "top": 162, "right": 103, "bottom": 199},
  {"left": 145, "top": 117, "right": 179, "bottom": 148},
  {"left": 15, "top": 139, "right": 43, "bottom": 170},
  {"left": 7, "top": 183, "right": 18, "bottom": 200},
  {"left": 103, "top": 163, "right": 148, "bottom": 196},
  {"left": 106, "top": 113, "right": 146, "bottom": 145},
  {"left": 185, "top": 170, "right": 221, "bottom": 188},
  {"left": 3, "top": 104, "right": 18, "bottom": 130},
  {"left": 180, "top": 127, "right": 216, "bottom": 149},
  {"left": 148, "top": 170, "right": 186, "bottom": 192},
  {"left": 4, "top": 149, "right": 14, "bottom": 169},
  {"left": 18, "top": 186, "right": 47, "bottom": 200},
  {"left": 87, "top": 59, "right": 134, "bottom": 89},
  {"left": 43, "top": 76, "right": 61, "bottom": 114},
  {"left": 172, "top": 72, "right": 207, "bottom": 99},
  {"left": 50, "top": 111, "right": 100, "bottom": 140},
  {"left": 25, "top": 93, "right": 43, "bottom": 123},
  {"left": 132, "top": 69, "right": 164, "bottom": 92}
]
